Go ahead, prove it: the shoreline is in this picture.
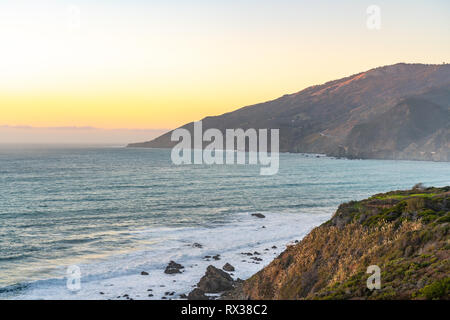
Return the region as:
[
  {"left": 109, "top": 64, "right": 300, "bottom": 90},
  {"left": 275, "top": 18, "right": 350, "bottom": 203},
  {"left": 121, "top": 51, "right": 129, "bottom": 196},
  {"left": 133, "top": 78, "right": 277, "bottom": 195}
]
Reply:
[
  {"left": 3, "top": 187, "right": 448, "bottom": 300},
  {"left": 4, "top": 211, "right": 330, "bottom": 300}
]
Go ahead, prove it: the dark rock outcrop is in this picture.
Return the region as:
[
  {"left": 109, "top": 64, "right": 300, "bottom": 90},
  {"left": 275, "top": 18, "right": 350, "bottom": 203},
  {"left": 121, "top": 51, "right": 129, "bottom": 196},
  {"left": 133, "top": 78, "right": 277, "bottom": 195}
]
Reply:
[
  {"left": 164, "top": 261, "right": 184, "bottom": 274},
  {"left": 197, "top": 265, "right": 235, "bottom": 293},
  {"left": 223, "top": 263, "right": 235, "bottom": 272},
  {"left": 188, "top": 288, "right": 209, "bottom": 300},
  {"left": 251, "top": 213, "right": 266, "bottom": 219}
]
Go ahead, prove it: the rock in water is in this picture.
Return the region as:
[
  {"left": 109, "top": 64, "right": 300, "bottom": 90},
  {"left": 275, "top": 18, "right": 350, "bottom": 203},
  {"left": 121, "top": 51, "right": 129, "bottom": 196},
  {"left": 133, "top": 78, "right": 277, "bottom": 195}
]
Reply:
[
  {"left": 188, "top": 288, "right": 209, "bottom": 300},
  {"left": 141, "top": 271, "right": 149, "bottom": 275},
  {"left": 164, "top": 261, "right": 184, "bottom": 274},
  {"left": 251, "top": 213, "right": 265, "bottom": 218},
  {"left": 223, "top": 263, "right": 235, "bottom": 272},
  {"left": 197, "top": 265, "right": 234, "bottom": 293}
]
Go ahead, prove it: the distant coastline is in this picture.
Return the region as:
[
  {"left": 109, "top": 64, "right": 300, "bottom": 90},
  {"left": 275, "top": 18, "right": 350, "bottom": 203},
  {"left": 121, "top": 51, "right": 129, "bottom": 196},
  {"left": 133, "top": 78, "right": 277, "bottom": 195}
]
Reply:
[{"left": 128, "top": 63, "right": 450, "bottom": 162}]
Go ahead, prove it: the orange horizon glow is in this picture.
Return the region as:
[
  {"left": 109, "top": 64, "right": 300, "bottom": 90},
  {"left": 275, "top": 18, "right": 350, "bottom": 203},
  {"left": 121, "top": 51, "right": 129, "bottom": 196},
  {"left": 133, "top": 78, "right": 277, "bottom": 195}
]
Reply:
[{"left": 1, "top": 1, "right": 449, "bottom": 131}]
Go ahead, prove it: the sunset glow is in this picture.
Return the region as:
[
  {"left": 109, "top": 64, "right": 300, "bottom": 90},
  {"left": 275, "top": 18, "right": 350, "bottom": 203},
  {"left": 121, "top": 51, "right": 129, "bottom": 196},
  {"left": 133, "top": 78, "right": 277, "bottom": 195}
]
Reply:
[{"left": 1, "top": 0, "right": 449, "bottom": 131}]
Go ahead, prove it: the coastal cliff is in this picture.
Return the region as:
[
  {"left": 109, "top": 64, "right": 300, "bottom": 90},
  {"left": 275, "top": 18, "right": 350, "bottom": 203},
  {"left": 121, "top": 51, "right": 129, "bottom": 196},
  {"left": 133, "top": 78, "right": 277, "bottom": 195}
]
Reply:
[{"left": 224, "top": 186, "right": 450, "bottom": 300}]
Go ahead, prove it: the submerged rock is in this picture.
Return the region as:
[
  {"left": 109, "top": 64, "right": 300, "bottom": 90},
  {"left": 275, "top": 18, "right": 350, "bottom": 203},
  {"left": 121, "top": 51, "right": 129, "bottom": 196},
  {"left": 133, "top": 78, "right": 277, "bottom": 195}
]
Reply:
[
  {"left": 188, "top": 288, "right": 209, "bottom": 300},
  {"left": 164, "top": 261, "right": 184, "bottom": 274},
  {"left": 251, "top": 213, "right": 266, "bottom": 218},
  {"left": 223, "top": 263, "right": 235, "bottom": 272}
]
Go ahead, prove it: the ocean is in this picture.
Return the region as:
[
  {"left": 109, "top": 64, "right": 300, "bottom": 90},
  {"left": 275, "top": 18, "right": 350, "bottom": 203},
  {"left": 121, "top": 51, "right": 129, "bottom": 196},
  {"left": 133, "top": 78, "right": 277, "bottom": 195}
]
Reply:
[{"left": 0, "top": 146, "right": 448, "bottom": 299}]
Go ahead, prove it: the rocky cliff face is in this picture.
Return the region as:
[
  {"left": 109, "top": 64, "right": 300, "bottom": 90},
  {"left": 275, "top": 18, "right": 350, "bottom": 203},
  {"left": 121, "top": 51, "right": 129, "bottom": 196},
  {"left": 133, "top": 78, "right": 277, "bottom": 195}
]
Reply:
[
  {"left": 224, "top": 186, "right": 450, "bottom": 300},
  {"left": 129, "top": 63, "right": 450, "bottom": 161}
]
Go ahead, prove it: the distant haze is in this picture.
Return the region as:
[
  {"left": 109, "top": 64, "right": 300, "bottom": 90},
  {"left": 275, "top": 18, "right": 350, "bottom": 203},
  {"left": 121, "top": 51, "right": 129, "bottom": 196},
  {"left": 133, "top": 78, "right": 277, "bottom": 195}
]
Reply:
[{"left": 0, "top": 126, "right": 169, "bottom": 145}]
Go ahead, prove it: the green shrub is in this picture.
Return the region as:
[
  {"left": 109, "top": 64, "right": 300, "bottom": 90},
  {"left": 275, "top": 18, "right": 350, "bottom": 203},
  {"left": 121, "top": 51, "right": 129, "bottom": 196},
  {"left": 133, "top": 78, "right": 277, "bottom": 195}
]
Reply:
[{"left": 417, "top": 278, "right": 450, "bottom": 299}]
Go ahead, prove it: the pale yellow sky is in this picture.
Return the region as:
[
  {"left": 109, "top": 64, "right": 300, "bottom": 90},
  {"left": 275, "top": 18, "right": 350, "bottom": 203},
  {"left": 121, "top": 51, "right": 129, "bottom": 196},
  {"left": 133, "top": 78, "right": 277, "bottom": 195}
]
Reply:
[{"left": 1, "top": 1, "right": 449, "bottom": 132}]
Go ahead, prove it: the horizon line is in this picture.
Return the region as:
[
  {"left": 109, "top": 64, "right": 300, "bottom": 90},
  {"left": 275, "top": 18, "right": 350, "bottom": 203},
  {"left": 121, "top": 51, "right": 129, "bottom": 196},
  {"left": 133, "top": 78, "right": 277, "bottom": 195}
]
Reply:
[{"left": 0, "top": 125, "right": 171, "bottom": 131}]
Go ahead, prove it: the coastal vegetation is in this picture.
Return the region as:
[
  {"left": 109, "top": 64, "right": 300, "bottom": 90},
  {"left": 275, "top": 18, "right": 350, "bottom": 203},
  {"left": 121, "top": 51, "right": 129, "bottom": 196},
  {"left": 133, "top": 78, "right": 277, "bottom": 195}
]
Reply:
[{"left": 225, "top": 186, "right": 449, "bottom": 300}]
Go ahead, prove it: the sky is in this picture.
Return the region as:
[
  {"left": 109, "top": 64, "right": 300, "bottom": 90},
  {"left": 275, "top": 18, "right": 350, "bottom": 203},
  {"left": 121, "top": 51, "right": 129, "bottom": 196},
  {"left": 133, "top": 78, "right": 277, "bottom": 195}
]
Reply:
[{"left": 0, "top": 0, "right": 449, "bottom": 143}]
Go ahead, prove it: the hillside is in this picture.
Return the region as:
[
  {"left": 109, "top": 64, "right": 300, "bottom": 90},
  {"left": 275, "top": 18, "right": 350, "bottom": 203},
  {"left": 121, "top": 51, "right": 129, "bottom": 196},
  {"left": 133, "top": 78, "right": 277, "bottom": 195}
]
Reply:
[
  {"left": 128, "top": 63, "right": 450, "bottom": 161},
  {"left": 336, "top": 96, "right": 450, "bottom": 161},
  {"left": 224, "top": 186, "right": 450, "bottom": 300}
]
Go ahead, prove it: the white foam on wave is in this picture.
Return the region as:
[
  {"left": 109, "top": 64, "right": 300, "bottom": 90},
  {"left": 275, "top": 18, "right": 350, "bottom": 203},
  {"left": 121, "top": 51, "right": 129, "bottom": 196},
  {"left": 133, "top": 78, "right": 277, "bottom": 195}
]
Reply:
[{"left": 8, "top": 209, "right": 333, "bottom": 300}]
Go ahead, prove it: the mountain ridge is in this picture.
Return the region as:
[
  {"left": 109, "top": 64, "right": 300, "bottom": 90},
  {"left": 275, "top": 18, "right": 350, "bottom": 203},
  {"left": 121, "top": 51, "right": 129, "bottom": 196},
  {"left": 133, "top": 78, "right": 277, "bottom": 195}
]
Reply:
[{"left": 128, "top": 63, "right": 450, "bottom": 161}]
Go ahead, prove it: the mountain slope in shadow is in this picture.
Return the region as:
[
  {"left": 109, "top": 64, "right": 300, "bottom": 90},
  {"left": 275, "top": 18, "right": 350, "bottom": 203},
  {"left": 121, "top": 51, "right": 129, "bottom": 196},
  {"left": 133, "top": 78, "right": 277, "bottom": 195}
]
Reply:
[{"left": 334, "top": 96, "right": 450, "bottom": 161}]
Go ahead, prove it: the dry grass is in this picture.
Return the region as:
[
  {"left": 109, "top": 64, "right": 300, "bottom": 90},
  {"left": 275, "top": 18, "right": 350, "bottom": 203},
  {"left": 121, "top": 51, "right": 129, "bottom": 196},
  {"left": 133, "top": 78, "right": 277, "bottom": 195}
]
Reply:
[{"left": 238, "top": 187, "right": 449, "bottom": 300}]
